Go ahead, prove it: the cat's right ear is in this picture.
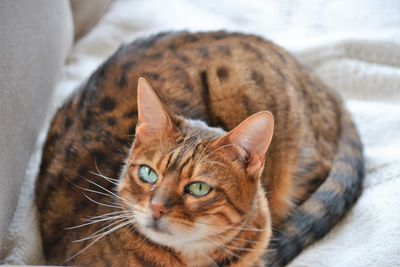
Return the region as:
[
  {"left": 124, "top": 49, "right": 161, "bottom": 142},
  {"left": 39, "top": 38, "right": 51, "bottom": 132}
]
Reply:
[{"left": 136, "top": 78, "right": 172, "bottom": 140}]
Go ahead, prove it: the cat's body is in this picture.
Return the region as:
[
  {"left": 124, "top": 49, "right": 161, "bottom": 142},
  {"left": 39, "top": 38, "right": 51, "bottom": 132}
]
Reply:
[{"left": 36, "top": 31, "right": 363, "bottom": 266}]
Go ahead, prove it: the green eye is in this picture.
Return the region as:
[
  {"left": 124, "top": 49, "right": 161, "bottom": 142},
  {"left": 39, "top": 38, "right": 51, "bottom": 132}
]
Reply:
[
  {"left": 186, "top": 182, "right": 212, "bottom": 197},
  {"left": 138, "top": 165, "right": 158, "bottom": 184}
]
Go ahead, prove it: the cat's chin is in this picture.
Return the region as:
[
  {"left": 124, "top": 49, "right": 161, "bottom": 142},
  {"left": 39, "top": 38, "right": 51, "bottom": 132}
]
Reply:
[{"left": 134, "top": 212, "right": 214, "bottom": 252}]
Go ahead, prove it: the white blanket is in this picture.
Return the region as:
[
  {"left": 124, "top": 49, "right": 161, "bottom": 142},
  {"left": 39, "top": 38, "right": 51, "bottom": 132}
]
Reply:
[{"left": 2, "top": 0, "right": 400, "bottom": 265}]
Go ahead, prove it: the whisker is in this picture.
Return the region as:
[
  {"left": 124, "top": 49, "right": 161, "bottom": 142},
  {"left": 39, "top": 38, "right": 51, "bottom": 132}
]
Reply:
[
  {"left": 94, "top": 159, "right": 119, "bottom": 182},
  {"left": 73, "top": 217, "right": 132, "bottom": 243},
  {"left": 66, "top": 213, "right": 128, "bottom": 230},
  {"left": 90, "top": 171, "right": 120, "bottom": 186},
  {"left": 73, "top": 181, "right": 120, "bottom": 201},
  {"left": 82, "top": 193, "right": 122, "bottom": 210},
  {"left": 101, "top": 198, "right": 125, "bottom": 207},
  {"left": 79, "top": 176, "right": 126, "bottom": 202},
  {"left": 65, "top": 220, "right": 131, "bottom": 262},
  {"left": 84, "top": 210, "right": 127, "bottom": 221},
  {"left": 84, "top": 211, "right": 134, "bottom": 223}
]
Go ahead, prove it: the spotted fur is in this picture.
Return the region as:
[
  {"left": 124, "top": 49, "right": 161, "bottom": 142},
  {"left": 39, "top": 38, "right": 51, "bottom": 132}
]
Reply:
[{"left": 36, "top": 31, "right": 363, "bottom": 266}]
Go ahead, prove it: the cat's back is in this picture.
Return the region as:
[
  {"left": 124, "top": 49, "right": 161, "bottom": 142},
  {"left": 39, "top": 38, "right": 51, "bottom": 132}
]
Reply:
[{"left": 72, "top": 31, "right": 306, "bottom": 128}]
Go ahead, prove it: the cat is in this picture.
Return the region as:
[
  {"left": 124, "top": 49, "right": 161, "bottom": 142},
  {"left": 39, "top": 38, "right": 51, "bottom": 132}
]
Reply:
[{"left": 35, "top": 31, "right": 364, "bottom": 266}]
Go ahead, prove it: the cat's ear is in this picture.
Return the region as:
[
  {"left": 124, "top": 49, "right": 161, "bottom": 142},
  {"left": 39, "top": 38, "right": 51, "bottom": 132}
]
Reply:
[
  {"left": 225, "top": 111, "right": 274, "bottom": 176},
  {"left": 136, "top": 78, "right": 172, "bottom": 139}
]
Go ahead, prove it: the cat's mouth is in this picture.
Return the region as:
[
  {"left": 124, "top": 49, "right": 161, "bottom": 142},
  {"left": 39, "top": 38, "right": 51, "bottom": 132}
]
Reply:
[{"left": 146, "top": 219, "right": 172, "bottom": 235}]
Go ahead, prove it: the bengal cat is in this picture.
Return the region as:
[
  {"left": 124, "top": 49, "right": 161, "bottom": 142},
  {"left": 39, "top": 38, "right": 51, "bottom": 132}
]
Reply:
[{"left": 36, "top": 31, "right": 364, "bottom": 266}]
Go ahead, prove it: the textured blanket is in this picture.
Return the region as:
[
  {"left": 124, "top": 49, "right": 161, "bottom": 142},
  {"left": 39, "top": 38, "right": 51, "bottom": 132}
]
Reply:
[{"left": 2, "top": 0, "right": 400, "bottom": 265}]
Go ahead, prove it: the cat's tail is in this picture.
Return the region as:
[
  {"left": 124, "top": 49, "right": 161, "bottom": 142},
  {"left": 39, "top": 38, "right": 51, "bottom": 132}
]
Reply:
[{"left": 265, "top": 108, "right": 364, "bottom": 266}]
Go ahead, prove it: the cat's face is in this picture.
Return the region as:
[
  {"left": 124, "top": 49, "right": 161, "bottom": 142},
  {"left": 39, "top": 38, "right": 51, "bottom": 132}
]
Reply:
[
  {"left": 118, "top": 78, "right": 274, "bottom": 253},
  {"left": 119, "top": 123, "right": 256, "bottom": 251}
]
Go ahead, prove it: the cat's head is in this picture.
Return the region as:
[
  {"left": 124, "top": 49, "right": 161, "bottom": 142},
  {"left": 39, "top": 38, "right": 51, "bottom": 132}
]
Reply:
[{"left": 118, "top": 78, "right": 274, "bottom": 253}]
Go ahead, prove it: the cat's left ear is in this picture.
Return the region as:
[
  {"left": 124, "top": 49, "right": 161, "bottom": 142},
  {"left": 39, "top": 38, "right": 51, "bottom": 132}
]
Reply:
[
  {"left": 223, "top": 111, "right": 274, "bottom": 176},
  {"left": 136, "top": 78, "right": 173, "bottom": 140}
]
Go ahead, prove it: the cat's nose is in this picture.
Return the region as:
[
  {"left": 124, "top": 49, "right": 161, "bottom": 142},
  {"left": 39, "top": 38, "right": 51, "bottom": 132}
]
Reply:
[{"left": 150, "top": 202, "right": 168, "bottom": 220}]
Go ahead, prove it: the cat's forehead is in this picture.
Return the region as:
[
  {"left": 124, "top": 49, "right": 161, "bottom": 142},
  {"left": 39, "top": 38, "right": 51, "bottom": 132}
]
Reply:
[
  {"left": 132, "top": 134, "right": 222, "bottom": 175},
  {"left": 130, "top": 118, "right": 230, "bottom": 177},
  {"left": 164, "top": 135, "right": 211, "bottom": 169}
]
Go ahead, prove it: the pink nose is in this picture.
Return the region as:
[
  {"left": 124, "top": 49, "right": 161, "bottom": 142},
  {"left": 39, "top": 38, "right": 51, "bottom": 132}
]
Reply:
[{"left": 150, "top": 203, "right": 168, "bottom": 220}]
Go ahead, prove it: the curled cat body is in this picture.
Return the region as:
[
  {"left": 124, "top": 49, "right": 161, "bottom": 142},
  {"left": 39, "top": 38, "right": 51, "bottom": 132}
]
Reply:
[{"left": 36, "top": 31, "right": 363, "bottom": 266}]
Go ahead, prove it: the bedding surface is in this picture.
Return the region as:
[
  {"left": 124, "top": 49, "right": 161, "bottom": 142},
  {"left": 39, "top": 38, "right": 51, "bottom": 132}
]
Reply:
[{"left": 1, "top": 0, "right": 400, "bottom": 265}]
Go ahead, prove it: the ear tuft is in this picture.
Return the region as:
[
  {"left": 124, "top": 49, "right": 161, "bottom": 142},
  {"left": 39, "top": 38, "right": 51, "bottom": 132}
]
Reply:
[{"left": 136, "top": 78, "right": 172, "bottom": 138}]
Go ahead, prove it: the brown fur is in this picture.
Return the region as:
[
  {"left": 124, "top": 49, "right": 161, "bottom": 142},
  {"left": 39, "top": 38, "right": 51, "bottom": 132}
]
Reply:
[{"left": 36, "top": 31, "right": 363, "bottom": 266}]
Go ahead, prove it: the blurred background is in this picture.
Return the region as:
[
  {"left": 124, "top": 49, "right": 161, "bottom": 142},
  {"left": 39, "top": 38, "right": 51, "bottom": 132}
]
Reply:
[
  {"left": 64, "top": 0, "right": 400, "bottom": 92},
  {"left": 1, "top": 0, "right": 399, "bottom": 265}
]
